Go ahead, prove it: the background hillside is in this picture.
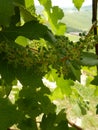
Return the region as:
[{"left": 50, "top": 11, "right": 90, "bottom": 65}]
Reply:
[
  {"left": 36, "top": 5, "right": 97, "bottom": 40},
  {"left": 62, "top": 6, "right": 92, "bottom": 33},
  {"left": 36, "top": 5, "right": 94, "bottom": 32}
]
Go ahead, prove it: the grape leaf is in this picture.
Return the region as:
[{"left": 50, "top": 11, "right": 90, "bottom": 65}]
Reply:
[
  {"left": 15, "top": 0, "right": 36, "bottom": 23},
  {"left": 18, "top": 118, "right": 38, "bottom": 130},
  {"left": 0, "top": 0, "right": 15, "bottom": 26},
  {"left": 0, "top": 98, "right": 20, "bottom": 130},
  {"left": 49, "top": 87, "right": 64, "bottom": 100},
  {"left": 0, "top": 60, "right": 16, "bottom": 96},
  {"left": 72, "top": 104, "right": 82, "bottom": 116},
  {"left": 81, "top": 52, "right": 98, "bottom": 66},
  {"left": 95, "top": 86, "right": 98, "bottom": 96},
  {"left": 1, "top": 20, "right": 55, "bottom": 43},
  {"left": 19, "top": 6, "right": 37, "bottom": 23},
  {"left": 39, "top": 95, "right": 56, "bottom": 114},
  {"left": 56, "top": 78, "right": 73, "bottom": 96},
  {"left": 68, "top": 61, "right": 81, "bottom": 81},
  {"left": 45, "top": 68, "right": 59, "bottom": 82},
  {"left": 40, "top": 111, "right": 68, "bottom": 130},
  {"left": 40, "top": 113, "right": 56, "bottom": 130},
  {"left": 49, "top": 6, "right": 66, "bottom": 35},
  {"left": 50, "top": 79, "right": 73, "bottom": 100},
  {"left": 96, "top": 104, "right": 98, "bottom": 114},
  {"left": 55, "top": 109, "right": 67, "bottom": 123},
  {"left": 14, "top": 0, "right": 35, "bottom": 12},
  {"left": 91, "top": 76, "right": 98, "bottom": 86},
  {"left": 39, "top": 0, "right": 52, "bottom": 10},
  {"left": 15, "top": 36, "right": 30, "bottom": 47},
  {"left": 0, "top": 60, "right": 15, "bottom": 85},
  {"left": 39, "top": 0, "right": 66, "bottom": 35},
  {"left": 24, "top": 0, "right": 34, "bottom": 9},
  {"left": 16, "top": 66, "right": 44, "bottom": 87},
  {"left": 52, "top": 6, "right": 64, "bottom": 21},
  {"left": 14, "top": 0, "right": 25, "bottom": 6},
  {"left": 72, "top": 0, "right": 85, "bottom": 10}
]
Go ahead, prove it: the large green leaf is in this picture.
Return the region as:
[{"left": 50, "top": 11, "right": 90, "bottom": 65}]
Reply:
[
  {"left": 1, "top": 21, "right": 55, "bottom": 43},
  {"left": 39, "top": 0, "right": 66, "bottom": 35},
  {"left": 40, "top": 110, "right": 68, "bottom": 130},
  {"left": 45, "top": 68, "right": 59, "bottom": 82},
  {"left": 18, "top": 118, "right": 38, "bottom": 130},
  {"left": 72, "top": 103, "right": 82, "bottom": 116},
  {"left": 0, "top": 98, "right": 20, "bottom": 129},
  {"left": 16, "top": 66, "right": 44, "bottom": 87},
  {"left": 50, "top": 78, "right": 74, "bottom": 100},
  {"left": 91, "top": 76, "right": 98, "bottom": 86},
  {"left": 72, "top": 0, "right": 85, "bottom": 10},
  {"left": 14, "top": 0, "right": 34, "bottom": 10},
  {"left": 0, "top": 0, "right": 15, "bottom": 26},
  {"left": 0, "top": 60, "right": 15, "bottom": 85},
  {"left": 39, "top": 0, "right": 52, "bottom": 10},
  {"left": 68, "top": 61, "right": 81, "bottom": 81},
  {"left": 0, "top": 59, "right": 16, "bottom": 96},
  {"left": 14, "top": 0, "right": 37, "bottom": 23},
  {"left": 50, "top": 6, "right": 66, "bottom": 35},
  {"left": 56, "top": 78, "right": 73, "bottom": 96},
  {"left": 15, "top": 36, "right": 30, "bottom": 47},
  {"left": 50, "top": 87, "right": 64, "bottom": 100},
  {"left": 81, "top": 52, "right": 98, "bottom": 66},
  {"left": 95, "top": 86, "right": 98, "bottom": 96},
  {"left": 96, "top": 105, "right": 98, "bottom": 114},
  {"left": 45, "top": 68, "right": 74, "bottom": 98},
  {"left": 55, "top": 109, "right": 67, "bottom": 123},
  {"left": 19, "top": 7, "right": 37, "bottom": 23},
  {"left": 24, "top": 0, "right": 34, "bottom": 9}
]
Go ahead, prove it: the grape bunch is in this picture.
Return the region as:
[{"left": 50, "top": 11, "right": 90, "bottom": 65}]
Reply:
[
  {"left": 0, "top": 33, "right": 94, "bottom": 78},
  {"left": 0, "top": 40, "right": 57, "bottom": 73},
  {"left": 52, "top": 35, "right": 84, "bottom": 76},
  {"left": 0, "top": 41, "right": 36, "bottom": 67}
]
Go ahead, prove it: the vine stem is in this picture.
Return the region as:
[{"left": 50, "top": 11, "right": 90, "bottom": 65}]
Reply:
[
  {"left": 92, "top": 0, "right": 97, "bottom": 35},
  {"left": 86, "top": 21, "right": 97, "bottom": 36},
  {"left": 67, "top": 119, "right": 83, "bottom": 130},
  {"left": 92, "top": 0, "right": 98, "bottom": 71}
]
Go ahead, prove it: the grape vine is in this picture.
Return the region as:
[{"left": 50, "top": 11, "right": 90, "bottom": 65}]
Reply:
[
  {"left": 0, "top": 0, "right": 98, "bottom": 130},
  {"left": 0, "top": 33, "right": 90, "bottom": 79}
]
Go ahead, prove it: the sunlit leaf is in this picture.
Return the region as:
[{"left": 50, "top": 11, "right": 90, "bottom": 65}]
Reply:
[
  {"left": 15, "top": 36, "right": 30, "bottom": 47},
  {"left": 50, "top": 87, "right": 64, "bottom": 100},
  {"left": 39, "top": 0, "right": 66, "bottom": 35},
  {"left": 24, "top": 0, "right": 34, "bottom": 8},
  {"left": 56, "top": 78, "right": 73, "bottom": 96},
  {"left": 72, "top": 0, "right": 85, "bottom": 10},
  {"left": 72, "top": 104, "right": 82, "bottom": 116},
  {"left": 39, "top": 0, "right": 52, "bottom": 9},
  {"left": 45, "top": 68, "right": 58, "bottom": 82},
  {"left": 95, "top": 87, "right": 98, "bottom": 96}
]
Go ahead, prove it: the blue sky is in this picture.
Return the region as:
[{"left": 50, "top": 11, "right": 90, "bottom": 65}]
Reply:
[{"left": 35, "top": 0, "right": 92, "bottom": 7}]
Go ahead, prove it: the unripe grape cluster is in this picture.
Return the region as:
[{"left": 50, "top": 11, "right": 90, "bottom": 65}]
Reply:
[{"left": 0, "top": 33, "right": 94, "bottom": 77}]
